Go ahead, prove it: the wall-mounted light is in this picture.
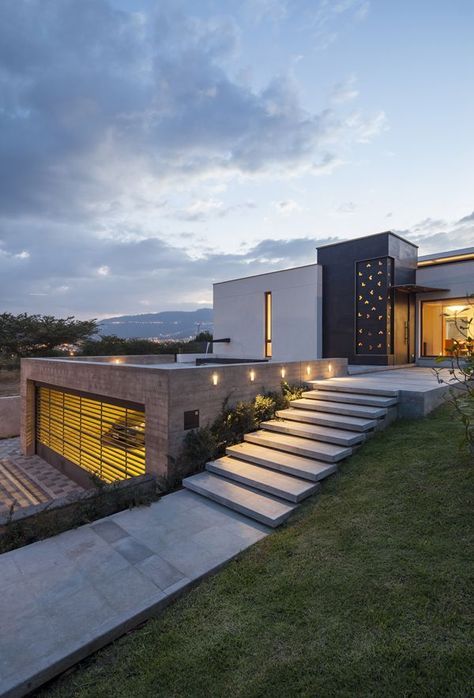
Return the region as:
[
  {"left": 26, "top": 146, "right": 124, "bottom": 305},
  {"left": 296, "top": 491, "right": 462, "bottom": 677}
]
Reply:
[
  {"left": 281, "top": 367, "right": 286, "bottom": 379},
  {"left": 328, "top": 363, "right": 332, "bottom": 373},
  {"left": 249, "top": 369, "right": 255, "bottom": 382},
  {"left": 113, "top": 358, "right": 122, "bottom": 365},
  {"left": 306, "top": 365, "right": 311, "bottom": 376},
  {"left": 69, "top": 351, "right": 75, "bottom": 357},
  {"left": 212, "top": 372, "right": 219, "bottom": 386}
]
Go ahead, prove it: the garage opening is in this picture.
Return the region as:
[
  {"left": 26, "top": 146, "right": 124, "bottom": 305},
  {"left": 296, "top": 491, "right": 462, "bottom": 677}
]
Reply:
[{"left": 36, "top": 386, "right": 146, "bottom": 484}]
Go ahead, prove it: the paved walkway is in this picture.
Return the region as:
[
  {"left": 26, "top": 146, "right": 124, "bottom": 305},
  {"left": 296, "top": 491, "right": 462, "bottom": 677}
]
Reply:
[
  {"left": 0, "top": 489, "right": 269, "bottom": 697},
  {"left": 0, "top": 438, "right": 83, "bottom": 514}
]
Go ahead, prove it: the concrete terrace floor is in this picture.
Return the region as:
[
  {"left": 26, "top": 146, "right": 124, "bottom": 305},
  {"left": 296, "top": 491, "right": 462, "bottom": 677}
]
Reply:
[
  {"left": 325, "top": 367, "right": 452, "bottom": 392},
  {"left": 0, "top": 438, "right": 83, "bottom": 515},
  {"left": 0, "top": 489, "right": 269, "bottom": 697}
]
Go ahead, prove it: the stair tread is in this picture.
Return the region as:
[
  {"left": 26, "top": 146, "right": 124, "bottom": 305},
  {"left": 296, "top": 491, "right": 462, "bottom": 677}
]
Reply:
[
  {"left": 261, "top": 419, "right": 364, "bottom": 445},
  {"left": 183, "top": 471, "right": 296, "bottom": 527},
  {"left": 245, "top": 430, "right": 352, "bottom": 462},
  {"left": 226, "top": 442, "right": 338, "bottom": 481},
  {"left": 291, "top": 398, "right": 386, "bottom": 419},
  {"left": 302, "top": 390, "right": 397, "bottom": 407},
  {"left": 309, "top": 380, "right": 399, "bottom": 397},
  {"left": 207, "top": 456, "right": 318, "bottom": 502},
  {"left": 276, "top": 408, "right": 377, "bottom": 431}
]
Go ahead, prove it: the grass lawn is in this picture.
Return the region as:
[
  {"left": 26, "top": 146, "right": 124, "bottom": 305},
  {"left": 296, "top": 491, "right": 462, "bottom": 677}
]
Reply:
[{"left": 42, "top": 405, "right": 473, "bottom": 697}]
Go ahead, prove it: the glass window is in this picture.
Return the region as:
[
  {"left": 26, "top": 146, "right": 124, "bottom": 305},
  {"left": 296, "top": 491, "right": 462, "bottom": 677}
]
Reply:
[
  {"left": 421, "top": 299, "right": 473, "bottom": 356},
  {"left": 264, "top": 291, "right": 272, "bottom": 358}
]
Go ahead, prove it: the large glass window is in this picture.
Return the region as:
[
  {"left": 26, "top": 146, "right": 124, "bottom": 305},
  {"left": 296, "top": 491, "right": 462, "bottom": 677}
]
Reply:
[
  {"left": 36, "top": 386, "right": 145, "bottom": 482},
  {"left": 421, "top": 299, "right": 473, "bottom": 356},
  {"left": 264, "top": 291, "right": 272, "bottom": 358}
]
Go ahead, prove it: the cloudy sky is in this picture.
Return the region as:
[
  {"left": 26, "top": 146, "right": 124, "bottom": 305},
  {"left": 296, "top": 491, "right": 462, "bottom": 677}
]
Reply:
[{"left": 1, "top": 0, "right": 473, "bottom": 318}]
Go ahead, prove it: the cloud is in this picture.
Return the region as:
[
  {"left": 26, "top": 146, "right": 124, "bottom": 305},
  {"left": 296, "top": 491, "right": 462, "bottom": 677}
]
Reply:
[
  {"left": 171, "top": 199, "right": 256, "bottom": 222},
  {"left": 395, "top": 211, "right": 474, "bottom": 254},
  {"left": 274, "top": 199, "right": 303, "bottom": 214},
  {"left": 0, "top": 0, "right": 385, "bottom": 221},
  {"left": 337, "top": 201, "right": 357, "bottom": 213},
  {"left": 309, "top": 0, "right": 370, "bottom": 50},
  {"left": 0, "top": 220, "right": 339, "bottom": 316},
  {"left": 331, "top": 76, "right": 359, "bottom": 104}
]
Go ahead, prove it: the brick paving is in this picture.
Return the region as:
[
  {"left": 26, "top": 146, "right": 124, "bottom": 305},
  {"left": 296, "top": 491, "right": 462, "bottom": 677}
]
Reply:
[{"left": 0, "top": 438, "right": 83, "bottom": 514}]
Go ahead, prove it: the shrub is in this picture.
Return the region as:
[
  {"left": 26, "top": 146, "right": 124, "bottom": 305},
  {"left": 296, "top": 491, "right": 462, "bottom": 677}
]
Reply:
[
  {"left": 281, "top": 380, "right": 306, "bottom": 403},
  {"left": 176, "top": 426, "right": 218, "bottom": 477},
  {"left": 254, "top": 394, "right": 277, "bottom": 423},
  {"left": 175, "top": 380, "right": 310, "bottom": 482}
]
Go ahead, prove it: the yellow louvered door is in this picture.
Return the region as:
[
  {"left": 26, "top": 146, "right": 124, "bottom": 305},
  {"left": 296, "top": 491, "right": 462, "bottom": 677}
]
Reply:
[{"left": 36, "top": 386, "right": 146, "bottom": 483}]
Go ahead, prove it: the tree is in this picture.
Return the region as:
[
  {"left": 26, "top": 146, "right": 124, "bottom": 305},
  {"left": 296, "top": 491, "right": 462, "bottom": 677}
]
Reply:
[
  {"left": 0, "top": 313, "right": 97, "bottom": 359},
  {"left": 195, "top": 331, "right": 213, "bottom": 343},
  {"left": 433, "top": 295, "right": 474, "bottom": 453}
]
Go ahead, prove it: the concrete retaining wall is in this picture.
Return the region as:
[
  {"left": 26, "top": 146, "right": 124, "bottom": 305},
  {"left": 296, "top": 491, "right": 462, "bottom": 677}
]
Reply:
[
  {"left": 21, "top": 357, "right": 347, "bottom": 482},
  {"left": 0, "top": 395, "right": 20, "bottom": 438}
]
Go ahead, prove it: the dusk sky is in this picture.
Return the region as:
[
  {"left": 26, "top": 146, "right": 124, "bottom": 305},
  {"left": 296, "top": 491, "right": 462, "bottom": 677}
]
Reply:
[{"left": 1, "top": 0, "right": 473, "bottom": 319}]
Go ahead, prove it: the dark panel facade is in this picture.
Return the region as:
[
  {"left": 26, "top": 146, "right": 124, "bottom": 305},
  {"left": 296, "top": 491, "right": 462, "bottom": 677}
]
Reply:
[{"left": 317, "top": 232, "right": 417, "bottom": 365}]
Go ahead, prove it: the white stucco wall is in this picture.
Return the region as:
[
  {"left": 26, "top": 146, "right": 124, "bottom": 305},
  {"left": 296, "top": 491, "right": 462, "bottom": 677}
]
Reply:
[{"left": 213, "top": 264, "right": 322, "bottom": 362}]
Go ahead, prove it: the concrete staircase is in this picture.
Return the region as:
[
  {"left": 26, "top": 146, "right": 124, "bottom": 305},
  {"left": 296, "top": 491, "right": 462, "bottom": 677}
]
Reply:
[{"left": 183, "top": 379, "right": 399, "bottom": 528}]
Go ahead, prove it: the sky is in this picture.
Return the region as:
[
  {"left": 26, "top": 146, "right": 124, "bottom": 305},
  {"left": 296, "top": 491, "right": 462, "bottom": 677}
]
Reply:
[{"left": 0, "top": 0, "right": 473, "bottom": 319}]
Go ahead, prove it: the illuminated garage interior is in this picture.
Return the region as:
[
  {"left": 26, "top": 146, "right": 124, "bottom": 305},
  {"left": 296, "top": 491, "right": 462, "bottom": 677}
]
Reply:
[{"left": 36, "top": 386, "right": 146, "bottom": 485}]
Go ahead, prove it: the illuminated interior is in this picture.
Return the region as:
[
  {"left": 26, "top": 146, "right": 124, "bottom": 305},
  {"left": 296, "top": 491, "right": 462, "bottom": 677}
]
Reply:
[
  {"left": 421, "top": 299, "right": 473, "bottom": 356},
  {"left": 264, "top": 291, "right": 272, "bottom": 358},
  {"left": 36, "top": 386, "right": 146, "bottom": 483}
]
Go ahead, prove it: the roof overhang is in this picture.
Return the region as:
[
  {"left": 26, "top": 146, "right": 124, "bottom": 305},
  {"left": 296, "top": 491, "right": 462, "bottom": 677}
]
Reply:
[{"left": 390, "top": 284, "right": 450, "bottom": 294}]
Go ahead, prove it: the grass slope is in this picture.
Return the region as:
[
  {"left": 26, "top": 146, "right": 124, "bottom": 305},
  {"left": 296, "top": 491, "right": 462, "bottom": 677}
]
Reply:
[{"left": 42, "top": 405, "right": 473, "bottom": 697}]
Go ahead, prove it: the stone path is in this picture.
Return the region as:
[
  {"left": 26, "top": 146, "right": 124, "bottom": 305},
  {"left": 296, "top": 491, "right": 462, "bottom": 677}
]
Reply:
[
  {"left": 0, "top": 489, "right": 269, "bottom": 697},
  {"left": 0, "top": 438, "right": 83, "bottom": 514}
]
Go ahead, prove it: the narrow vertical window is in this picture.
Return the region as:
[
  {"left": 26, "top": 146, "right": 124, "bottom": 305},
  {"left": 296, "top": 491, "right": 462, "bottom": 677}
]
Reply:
[{"left": 265, "top": 291, "right": 272, "bottom": 358}]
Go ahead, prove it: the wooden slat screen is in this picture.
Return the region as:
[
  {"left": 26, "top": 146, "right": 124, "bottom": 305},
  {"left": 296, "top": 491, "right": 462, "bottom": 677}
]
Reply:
[{"left": 36, "top": 386, "right": 145, "bottom": 483}]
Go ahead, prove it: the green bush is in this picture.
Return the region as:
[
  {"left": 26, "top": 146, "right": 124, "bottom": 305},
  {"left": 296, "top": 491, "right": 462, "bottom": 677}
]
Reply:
[
  {"left": 281, "top": 380, "right": 305, "bottom": 403},
  {"left": 254, "top": 394, "right": 277, "bottom": 423},
  {"left": 175, "top": 381, "right": 308, "bottom": 480},
  {"left": 176, "top": 427, "right": 218, "bottom": 477}
]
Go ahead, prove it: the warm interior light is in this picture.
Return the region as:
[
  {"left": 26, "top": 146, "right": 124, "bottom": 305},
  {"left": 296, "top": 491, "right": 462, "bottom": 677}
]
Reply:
[
  {"left": 281, "top": 367, "right": 286, "bottom": 379},
  {"left": 249, "top": 369, "right": 255, "bottom": 382},
  {"left": 212, "top": 372, "right": 219, "bottom": 386},
  {"left": 445, "top": 305, "right": 467, "bottom": 314}
]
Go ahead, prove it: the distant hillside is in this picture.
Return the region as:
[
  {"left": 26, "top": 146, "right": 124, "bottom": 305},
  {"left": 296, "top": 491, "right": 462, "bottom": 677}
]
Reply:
[{"left": 98, "top": 308, "right": 213, "bottom": 340}]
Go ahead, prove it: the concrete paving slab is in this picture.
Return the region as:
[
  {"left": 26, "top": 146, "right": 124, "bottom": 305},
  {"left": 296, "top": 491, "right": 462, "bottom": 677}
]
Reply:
[{"left": 0, "top": 489, "right": 270, "bottom": 697}]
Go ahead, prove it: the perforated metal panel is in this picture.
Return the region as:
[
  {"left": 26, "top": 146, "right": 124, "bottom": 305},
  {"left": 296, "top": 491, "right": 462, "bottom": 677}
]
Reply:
[{"left": 36, "top": 386, "right": 145, "bottom": 483}]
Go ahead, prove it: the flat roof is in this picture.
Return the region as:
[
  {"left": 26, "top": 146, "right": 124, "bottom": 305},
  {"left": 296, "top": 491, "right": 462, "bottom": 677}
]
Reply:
[
  {"left": 316, "top": 230, "right": 418, "bottom": 251},
  {"left": 417, "top": 246, "right": 474, "bottom": 262},
  {"left": 213, "top": 262, "right": 319, "bottom": 286}
]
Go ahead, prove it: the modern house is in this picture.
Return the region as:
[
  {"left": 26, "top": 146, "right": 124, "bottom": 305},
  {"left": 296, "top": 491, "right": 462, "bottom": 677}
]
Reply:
[
  {"left": 19, "top": 230, "right": 472, "bottom": 493},
  {"left": 213, "top": 231, "right": 474, "bottom": 366}
]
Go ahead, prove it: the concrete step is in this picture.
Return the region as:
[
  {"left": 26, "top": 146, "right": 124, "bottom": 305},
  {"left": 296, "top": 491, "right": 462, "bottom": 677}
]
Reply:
[
  {"left": 245, "top": 430, "right": 352, "bottom": 462},
  {"left": 309, "top": 380, "right": 399, "bottom": 398},
  {"left": 206, "top": 456, "right": 319, "bottom": 503},
  {"left": 226, "top": 442, "right": 338, "bottom": 482},
  {"left": 261, "top": 419, "right": 365, "bottom": 447},
  {"left": 183, "top": 471, "right": 296, "bottom": 528},
  {"left": 290, "top": 398, "right": 387, "bottom": 420},
  {"left": 302, "top": 389, "right": 398, "bottom": 408},
  {"left": 276, "top": 407, "right": 377, "bottom": 432}
]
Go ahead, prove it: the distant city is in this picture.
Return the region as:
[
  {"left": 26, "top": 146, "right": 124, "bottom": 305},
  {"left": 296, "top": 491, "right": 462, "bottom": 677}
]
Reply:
[{"left": 97, "top": 308, "right": 213, "bottom": 340}]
